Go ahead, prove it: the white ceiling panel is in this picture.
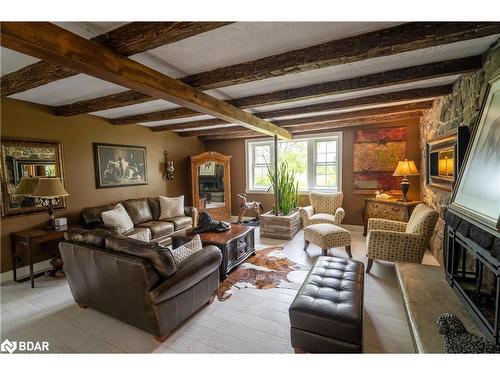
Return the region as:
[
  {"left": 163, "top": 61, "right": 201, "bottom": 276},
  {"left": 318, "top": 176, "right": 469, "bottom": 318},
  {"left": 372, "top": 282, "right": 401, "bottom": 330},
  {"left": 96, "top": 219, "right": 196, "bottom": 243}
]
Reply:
[
  {"left": 0, "top": 47, "right": 39, "bottom": 75},
  {"left": 9, "top": 74, "right": 128, "bottom": 106},
  {"left": 140, "top": 114, "right": 215, "bottom": 127},
  {"left": 130, "top": 22, "right": 401, "bottom": 77},
  {"left": 173, "top": 124, "right": 233, "bottom": 132},
  {"left": 92, "top": 99, "right": 179, "bottom": 118}
]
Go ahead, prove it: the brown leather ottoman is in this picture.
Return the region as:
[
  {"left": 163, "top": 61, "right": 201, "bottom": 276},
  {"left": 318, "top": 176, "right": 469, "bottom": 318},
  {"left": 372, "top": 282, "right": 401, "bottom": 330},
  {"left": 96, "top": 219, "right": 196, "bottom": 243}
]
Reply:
[{"left": 289, "top": 256, "right": 364, "bottom": 353}]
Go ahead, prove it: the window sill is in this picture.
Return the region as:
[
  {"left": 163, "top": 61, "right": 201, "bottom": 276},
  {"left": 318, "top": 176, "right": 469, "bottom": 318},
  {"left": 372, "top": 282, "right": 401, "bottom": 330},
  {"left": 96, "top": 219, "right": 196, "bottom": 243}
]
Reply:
[{"left": 245, "top": 189, "right": 340, "bottom": 195}]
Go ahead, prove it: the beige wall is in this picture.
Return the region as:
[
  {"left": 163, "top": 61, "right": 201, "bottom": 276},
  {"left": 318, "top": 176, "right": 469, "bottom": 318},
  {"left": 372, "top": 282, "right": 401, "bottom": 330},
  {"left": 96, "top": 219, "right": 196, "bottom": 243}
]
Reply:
[
  {"left": 0, "top": 98, "right": 203, "bottom": 272},
  {"left": 204, "top": 118, "right": 421, "bottom": 225}
]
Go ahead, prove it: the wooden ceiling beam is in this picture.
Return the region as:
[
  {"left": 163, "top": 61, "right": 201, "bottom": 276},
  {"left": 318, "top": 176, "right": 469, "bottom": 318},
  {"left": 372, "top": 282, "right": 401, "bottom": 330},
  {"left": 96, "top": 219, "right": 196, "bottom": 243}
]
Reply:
[
  {"left": 149, "top": 85, "right": 451, "bottom": 131},
  {"left": 200, "top": 112, "right": 424, "bottom": 141},
  {"left": 0, "top": 22, "right": 291, "bottom": 140},
  {"left": 1, "top": 22, "right": 231, "bottom": 97},
  {"left": 177, "top": 101, "right": 433, "bottom": 137},
  {"left": 120, "top": 56, "right": 479, "bottom": 126},
  {"left": 52, "top": 22, "right": 499, "bottom": 116}
]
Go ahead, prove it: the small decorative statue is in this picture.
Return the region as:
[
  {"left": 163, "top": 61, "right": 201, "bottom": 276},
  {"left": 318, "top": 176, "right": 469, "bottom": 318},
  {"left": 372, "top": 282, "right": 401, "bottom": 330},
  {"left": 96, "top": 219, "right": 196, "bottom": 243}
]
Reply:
[
  {"left": 437, "top": 313, "right": 500, "bottom": 353},
  {"left": 237, "top": 193, "right": 264, "bottom": 223},
  {"left": 193, "top": 211, "right": 230, "bottom": 234}
]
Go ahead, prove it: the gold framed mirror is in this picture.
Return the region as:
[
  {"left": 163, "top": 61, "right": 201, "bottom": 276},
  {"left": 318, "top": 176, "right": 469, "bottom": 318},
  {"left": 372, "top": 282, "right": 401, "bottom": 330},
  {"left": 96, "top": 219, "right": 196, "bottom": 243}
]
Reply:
[
  {"left": 190, "top": 152, "right": 231, "bottom": 221},
  {"left": 1, "top": 137, "right": 66, "bottom": 217}
]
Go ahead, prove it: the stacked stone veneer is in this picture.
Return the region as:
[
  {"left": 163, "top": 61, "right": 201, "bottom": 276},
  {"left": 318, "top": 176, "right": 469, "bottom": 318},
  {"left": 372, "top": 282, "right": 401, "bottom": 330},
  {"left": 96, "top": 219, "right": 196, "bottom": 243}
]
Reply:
[{"left": 420, "top": 39, "right": 500, "bottom": 265}]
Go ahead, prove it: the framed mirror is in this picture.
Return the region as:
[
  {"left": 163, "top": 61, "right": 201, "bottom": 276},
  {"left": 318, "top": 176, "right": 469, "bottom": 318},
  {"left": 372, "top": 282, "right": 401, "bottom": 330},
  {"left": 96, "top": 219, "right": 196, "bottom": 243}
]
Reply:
[
  {"left": 1, "top": 137, "right": 66, "bottom": 217},
  {"left": 190, "top": 152, "right": 231, "bottom": 221}
]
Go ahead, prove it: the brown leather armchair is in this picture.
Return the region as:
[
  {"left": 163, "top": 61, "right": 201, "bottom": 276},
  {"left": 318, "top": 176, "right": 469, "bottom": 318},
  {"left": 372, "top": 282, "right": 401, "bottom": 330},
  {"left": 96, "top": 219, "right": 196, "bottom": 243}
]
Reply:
[{"left": 60, "top": 228, "right": 221, "bottom": 342}]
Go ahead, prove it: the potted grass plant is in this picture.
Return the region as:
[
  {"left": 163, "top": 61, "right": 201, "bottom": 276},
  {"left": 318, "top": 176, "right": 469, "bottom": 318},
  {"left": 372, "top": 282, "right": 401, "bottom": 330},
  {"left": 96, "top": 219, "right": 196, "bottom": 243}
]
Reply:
[{"left": 260, "top": 160, "right": 302, "bottom": 240}]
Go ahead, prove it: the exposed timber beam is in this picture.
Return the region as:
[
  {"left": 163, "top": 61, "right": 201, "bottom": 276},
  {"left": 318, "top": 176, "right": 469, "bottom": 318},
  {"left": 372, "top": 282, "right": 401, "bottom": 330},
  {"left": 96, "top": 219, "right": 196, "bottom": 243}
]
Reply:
[
  {"left": 52, "top": 22, "right": 499, "bottom": 116},
  {"left": 200, "top": 112, "right": 425, "bottom": 140},
  {"left": 177, "top": 101, "right": 433, "bottom": 137},
  {"left": 0, "top": 22, "right": 291, "bottom": 140},
  {"left": 1, "top": 22, "right": 232, "bottom": 97},
  {"left": 149, "top": 85, "right": 451, "bottom": 132},
  {"left": 117, "top": 56, "right": 480, "bottom": 125}
]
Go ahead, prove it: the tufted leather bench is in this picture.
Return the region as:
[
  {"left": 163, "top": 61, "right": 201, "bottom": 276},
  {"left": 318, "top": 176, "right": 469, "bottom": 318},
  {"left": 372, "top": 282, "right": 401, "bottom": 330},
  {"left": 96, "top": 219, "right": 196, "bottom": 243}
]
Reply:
[{"left": 289, "top": 256, "right": 364, "bottom": 353}]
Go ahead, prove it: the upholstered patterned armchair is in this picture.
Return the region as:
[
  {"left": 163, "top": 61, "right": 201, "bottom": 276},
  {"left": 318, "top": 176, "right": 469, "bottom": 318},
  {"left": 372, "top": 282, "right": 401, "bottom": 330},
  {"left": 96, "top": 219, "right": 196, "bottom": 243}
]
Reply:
[
  {"left": 366, "top": 203, "right": 438, "bottom": 273},
  {"left": 299, "top": 192, "right": 345, "bottom": 227}
]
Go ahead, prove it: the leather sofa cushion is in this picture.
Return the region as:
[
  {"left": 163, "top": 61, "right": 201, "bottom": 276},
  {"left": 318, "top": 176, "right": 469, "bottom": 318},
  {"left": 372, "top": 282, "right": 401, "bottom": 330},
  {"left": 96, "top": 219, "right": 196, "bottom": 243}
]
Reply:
[
  {"left": 163, "top": 216, "right": 192, "bottom": 230},
  {"left": 80, "top": 203, "right": 116, "bottom": 226},
  {"left": 289, "top": 257, "right": 364, "bottom": 345},
  {"left": 64, "top": 228, "right": 112, "bottom": 247},
  {"left": 148, "top": 197, "right": 161, "bottom": 220},
  {"left": 105, "top": 235, "right": 177, "bottom": 278},
  {"left": 149, "top": 245, "right": 222, "bottom": 304},
  {"left": 123, "top": 198, "right": 153, "bottom": 225},
  {"left": 136, "top": 221, "right": 174, "bottom": 238}
]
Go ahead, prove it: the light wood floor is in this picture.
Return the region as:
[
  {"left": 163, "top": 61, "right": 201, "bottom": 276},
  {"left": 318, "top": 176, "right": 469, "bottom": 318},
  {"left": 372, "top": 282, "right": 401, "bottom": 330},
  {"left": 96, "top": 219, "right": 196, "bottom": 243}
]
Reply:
[{"left": 0, "top": 225, "right": 439, "bottom": 353}]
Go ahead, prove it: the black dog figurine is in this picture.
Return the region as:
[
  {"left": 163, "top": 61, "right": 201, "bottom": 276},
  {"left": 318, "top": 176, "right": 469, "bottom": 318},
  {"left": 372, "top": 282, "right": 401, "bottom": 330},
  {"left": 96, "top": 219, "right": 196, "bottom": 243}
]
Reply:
[
  {"left": 437, "top": 313, "right": 500, "bottom": 353},
  {"left": 193, "top": 211, "right": 231, "bottom": 234}
]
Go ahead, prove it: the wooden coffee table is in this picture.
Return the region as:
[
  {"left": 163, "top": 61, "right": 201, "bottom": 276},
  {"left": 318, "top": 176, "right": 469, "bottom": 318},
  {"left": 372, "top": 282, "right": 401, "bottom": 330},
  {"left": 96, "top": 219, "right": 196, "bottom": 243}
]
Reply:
[{"left": 171, "top": 224, "right": 255, "bottom": 279}]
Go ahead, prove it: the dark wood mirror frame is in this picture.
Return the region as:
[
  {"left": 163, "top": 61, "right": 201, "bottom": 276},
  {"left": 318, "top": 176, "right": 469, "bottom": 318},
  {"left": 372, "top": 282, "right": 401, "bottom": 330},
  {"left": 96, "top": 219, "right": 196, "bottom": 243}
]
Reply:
[
  {"left": 190, "top": 151, "right": 231, "bottom": 221},
  {"left": 0, "top": 137, "right": 66, "bottom": 217}
]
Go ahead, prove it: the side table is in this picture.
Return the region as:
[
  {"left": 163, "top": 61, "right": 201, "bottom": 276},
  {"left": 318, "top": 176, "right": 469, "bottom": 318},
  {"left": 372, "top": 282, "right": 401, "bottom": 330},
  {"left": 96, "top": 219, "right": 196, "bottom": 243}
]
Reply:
[
  {"left": 10, "top": 225, "right": 69, "bottom": 288},
  {"left": 363, "top": 198, "right": 422, "bottom": 236}
]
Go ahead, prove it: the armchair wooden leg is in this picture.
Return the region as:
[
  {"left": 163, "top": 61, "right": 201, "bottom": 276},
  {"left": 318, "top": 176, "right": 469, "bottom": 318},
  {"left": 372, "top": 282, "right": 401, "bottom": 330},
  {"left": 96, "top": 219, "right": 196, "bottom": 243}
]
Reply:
[
  {"left": 366, "top": 258, "right": 374, "bottom": 273},
  {"left": 154, "top": 334, "right": 169, "bottom": 343},
  {"left": 78, "top": 303, "right": 88, "bottom": 309},
  {"left": 303, "top": 239, "right": 309, "bottom": 251},
  {"left": 345, "top": 245, "right": 352, "bottom": 258}
]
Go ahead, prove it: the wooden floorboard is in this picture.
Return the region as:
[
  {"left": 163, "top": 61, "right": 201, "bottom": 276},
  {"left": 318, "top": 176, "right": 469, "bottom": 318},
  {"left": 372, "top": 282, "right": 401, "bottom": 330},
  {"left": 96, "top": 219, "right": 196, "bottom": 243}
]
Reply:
[{"left": 1, "top": 225, "right": 437, "bottom": 353}]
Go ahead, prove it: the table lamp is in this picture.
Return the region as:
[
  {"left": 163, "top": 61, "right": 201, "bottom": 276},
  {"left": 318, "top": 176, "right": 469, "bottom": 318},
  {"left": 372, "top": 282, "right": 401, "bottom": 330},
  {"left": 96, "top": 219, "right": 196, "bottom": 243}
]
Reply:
[
  {"left": 13, "top": 177, "right": 40, "bottom": 207},
  {"left": 393, "top": 159, "right": 419, "bottom": 201},
  {"left": 32, "top": 177, "right": 69, "bottom": 230}
]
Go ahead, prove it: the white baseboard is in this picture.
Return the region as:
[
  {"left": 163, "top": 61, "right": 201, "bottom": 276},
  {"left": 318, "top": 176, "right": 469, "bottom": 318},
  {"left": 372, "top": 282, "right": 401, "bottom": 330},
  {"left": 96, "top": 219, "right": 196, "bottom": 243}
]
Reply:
[{"left": 0, "top": 260, "right": 52, "bottom": 284}]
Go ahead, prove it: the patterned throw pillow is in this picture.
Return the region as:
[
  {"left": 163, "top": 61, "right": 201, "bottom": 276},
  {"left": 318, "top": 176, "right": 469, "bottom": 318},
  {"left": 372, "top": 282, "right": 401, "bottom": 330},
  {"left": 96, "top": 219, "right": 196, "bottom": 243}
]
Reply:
[
  {"left": 171, "top": 235, "right": 203, "bottom": 265},
  {"left": 101, "top": 203, "right": 134, "bottom": 234},
  {"left": 159, "top": 195, "right": 184, "bottom": 220}
]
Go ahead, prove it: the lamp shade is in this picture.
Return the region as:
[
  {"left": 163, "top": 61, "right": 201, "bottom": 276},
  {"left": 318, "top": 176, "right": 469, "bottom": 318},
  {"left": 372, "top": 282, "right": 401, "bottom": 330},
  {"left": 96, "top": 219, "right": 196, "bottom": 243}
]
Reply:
[
  {"left": 13, "top": 177, "right": 40, "bottom": 196},
  {"left": 32, "top": 178, "right": 69, "bottom": 198},
  {"left": 393, "top": 159, "right": 419, "bottom": 177}
]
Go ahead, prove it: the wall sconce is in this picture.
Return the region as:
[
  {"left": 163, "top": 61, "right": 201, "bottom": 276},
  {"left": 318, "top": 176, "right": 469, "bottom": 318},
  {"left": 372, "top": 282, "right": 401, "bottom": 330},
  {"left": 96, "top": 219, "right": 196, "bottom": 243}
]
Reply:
[{"left": 164, "top": 151, "right": 175, "bottom": 180}]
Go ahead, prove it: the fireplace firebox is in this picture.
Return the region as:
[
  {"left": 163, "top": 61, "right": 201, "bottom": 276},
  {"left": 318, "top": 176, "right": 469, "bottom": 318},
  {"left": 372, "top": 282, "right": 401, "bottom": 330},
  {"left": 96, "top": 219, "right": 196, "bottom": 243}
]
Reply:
[{"left": 444, "top": 210, "right": 500, "bottom": 344}]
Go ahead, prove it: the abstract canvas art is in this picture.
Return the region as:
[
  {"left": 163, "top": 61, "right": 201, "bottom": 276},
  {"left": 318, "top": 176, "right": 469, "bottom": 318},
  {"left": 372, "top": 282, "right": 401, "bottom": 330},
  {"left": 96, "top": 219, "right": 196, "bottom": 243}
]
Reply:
[{"left": 353, "top": 127, "right": 406, "bottom": 195}]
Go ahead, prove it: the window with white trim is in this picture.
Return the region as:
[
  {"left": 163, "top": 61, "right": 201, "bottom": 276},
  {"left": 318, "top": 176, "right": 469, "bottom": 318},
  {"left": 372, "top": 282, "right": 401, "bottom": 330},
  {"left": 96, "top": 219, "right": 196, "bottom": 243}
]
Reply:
[{"left": 246, "top": 133, "right": 342, "bottom": 193}]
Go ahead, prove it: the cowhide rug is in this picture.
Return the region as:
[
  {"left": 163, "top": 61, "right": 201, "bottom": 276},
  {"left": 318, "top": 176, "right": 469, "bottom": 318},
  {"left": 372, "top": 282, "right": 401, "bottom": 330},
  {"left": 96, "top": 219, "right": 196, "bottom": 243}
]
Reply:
[{"left": 217, "top": 246, "right": 308, "bottom": 301}]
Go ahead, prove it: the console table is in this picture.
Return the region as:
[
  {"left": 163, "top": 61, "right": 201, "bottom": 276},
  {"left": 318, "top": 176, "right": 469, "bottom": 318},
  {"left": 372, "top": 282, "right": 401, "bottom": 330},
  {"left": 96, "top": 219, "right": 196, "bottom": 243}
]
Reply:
[
  {"left": 10, "top": 226, "right": 68, "bottom": 288},
  {"left": 363, "top": 198, "right": 421, "bottom": 236},
  {"left": 171, "top": 224, "right": 255, "bottom": 279}
]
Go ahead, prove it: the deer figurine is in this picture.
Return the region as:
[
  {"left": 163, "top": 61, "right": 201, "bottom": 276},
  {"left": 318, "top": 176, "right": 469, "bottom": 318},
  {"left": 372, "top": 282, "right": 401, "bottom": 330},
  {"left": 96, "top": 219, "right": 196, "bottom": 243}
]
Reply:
[{"left": 237, "top": 193, "right": 264, "bottom": 223}]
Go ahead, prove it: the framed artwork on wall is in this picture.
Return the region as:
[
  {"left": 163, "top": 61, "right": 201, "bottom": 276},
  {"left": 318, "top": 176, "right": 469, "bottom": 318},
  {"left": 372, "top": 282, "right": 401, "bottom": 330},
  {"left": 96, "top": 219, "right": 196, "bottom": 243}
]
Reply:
[
  {"left": 352, "top": 126, "right": 407, "bottom": 195},
  {"left": 449, "top": 72, "right": 500, "bottom": 232},
  {"left": 93, "top": 143, "right": 148, "bottom": 189}
]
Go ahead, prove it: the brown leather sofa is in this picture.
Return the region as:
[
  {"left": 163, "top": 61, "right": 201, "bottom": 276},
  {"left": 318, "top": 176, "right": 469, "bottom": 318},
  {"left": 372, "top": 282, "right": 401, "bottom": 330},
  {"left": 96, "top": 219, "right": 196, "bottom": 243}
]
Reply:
[
  {"left": 60, "top": 228, "right": 222, "bottom": 341},
  {"left": 80, "top": 197, "right": 198, "bottom": 245}
]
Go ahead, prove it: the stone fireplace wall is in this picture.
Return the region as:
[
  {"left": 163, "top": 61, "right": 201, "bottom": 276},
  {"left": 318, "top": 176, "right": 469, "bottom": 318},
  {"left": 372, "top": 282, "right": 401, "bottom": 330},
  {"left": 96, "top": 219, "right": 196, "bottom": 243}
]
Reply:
[{"left": 420, "top": 39, "right": 500, "bottom": 265}]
